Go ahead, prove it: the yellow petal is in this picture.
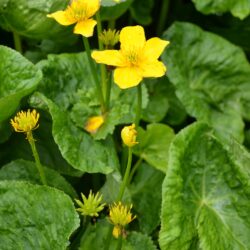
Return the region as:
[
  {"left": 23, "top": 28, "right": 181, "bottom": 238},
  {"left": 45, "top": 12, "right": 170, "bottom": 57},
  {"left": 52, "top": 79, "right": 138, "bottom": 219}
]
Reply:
[
  {"left": 74, "top": 19, "right": 97, "bottom": 37},
  {"left": 143, "top": 37, "right": 169, "bottom": 61},
  {"left": 84, "top": 115, "right": 104, "bottom": 134},
  {"left": 120, "top": 26, "right": 146, "bottom": 52},
  {"left": 91, "top": 50, "right": 126, "bottom": 67},
  {"left": 47, "top": 10, "right": 76, "bottom": 26},
  {"left": 85, "top": 0, "right": 101, "bottom": 18},
  {"left": 114, "top": 67, "right": 142, "bottom": 89},
  {"left": 141, "top": 60, "right": 166, "bottom": 78}
]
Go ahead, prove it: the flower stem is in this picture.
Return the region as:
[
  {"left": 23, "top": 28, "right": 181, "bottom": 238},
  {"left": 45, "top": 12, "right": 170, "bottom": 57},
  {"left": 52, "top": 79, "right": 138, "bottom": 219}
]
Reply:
[
  {"left": 135, "top": 84, "right": 142, "bottom": 127},
  {"left": 96, "top": 11, "right": 108, "bottom": 101},
  {"left": 116, "top": 147, "right": 133, "bottom": 201},
  {"left": 13, "top": 31, "right": 23, "bottom": 54},
  {"left": 106, "top": 71, "right": 112, "bottom": 110},
  {"left": 156, "top": 0, "right": 170, "bottom": 36},
  {"left": 115, "top": 236, "right": 123, "bottom": 250},
  {"left": 27, "top": 132, "right": 47, "bottom": 185},
  {"left": 82, "top": 37, "right": 105, "bottom": 113},
  {"left": 128, "top": 157, "right": 143, "bottom": 184}
]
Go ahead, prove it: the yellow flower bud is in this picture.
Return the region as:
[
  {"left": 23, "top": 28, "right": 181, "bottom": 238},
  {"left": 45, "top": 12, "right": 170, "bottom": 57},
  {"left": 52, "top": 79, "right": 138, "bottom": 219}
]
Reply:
[
  {"left": 121, "top": 124, "right": 138, "bottom": 147},
  {"left": 75, "top": 190, "right": 106, "bottom": 217},
  {"left": 99, "top": 29, "right": 120, "bottom": 48},
  {"left": 109, "top": 202, "right": 136, "bottom": 238},
  {"left": 84, "top": 115, "right": 104, "bottom": 134},
  {"left": 10, "top": 109, "right": 39, "bottom": 134}
]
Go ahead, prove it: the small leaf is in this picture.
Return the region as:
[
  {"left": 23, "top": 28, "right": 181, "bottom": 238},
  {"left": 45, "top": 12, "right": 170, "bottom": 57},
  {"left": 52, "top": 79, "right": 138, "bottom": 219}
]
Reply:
[
  {"left": 133, "top": 123, "right": 175, "bottom": 172},
  {"left": 0, "top": 45, "right": 42, "bottom": 122}
]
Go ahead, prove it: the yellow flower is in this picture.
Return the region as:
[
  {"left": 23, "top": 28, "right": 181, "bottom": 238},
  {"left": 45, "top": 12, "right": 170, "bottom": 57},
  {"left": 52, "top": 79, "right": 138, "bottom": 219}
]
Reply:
[
  {"left": 84, "top": 115, "right": 104, "bottom": 134},
  {"left": 109, "top": 202, "right": 136, "bottom": 238},
  {"left": 91, "top": 25, "right": 169, "bottom": 89},
  {"left": 47, "top": 0, "right": 100, "bottom": 37},
  {"left": 10, "top": 110, "right": 39, "bottom": 134},
  {"left": 121, "top": 124, "right": 138, "bottom": 147},
  {"left": 75, "top": 190, "right": 106, "bottom": 217}
]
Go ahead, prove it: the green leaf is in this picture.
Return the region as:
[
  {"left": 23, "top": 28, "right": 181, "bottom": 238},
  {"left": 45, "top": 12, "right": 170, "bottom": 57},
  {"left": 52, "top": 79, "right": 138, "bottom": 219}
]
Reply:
[
  {"left": 0, "top": 159, "right": 77, "bottom": 198},
  {"left": 162, "top": 22, "right": 250, "bottom": 143},
  {"left": 79, "top": 219, "right": 157, "bottom": 250},
  {"left": 30, "top": 92, "right": 119, "bottom": 175},
  {"left": 130, "top": 163, "right": 165, "bottom": 234},
  {"left": 130, "top": 0, "right": 154, "bottom": 25},
  {"left": 159, "top": 122, "right": 250, "bottom": 250},
  {"left": 133, "top": 123, "right": 175, "bottom": 172},
  {"left": 192, "top": 0, "right": 250, "bottom": 20},
  {"left": 142, "top": 79, "right": 169, "bottom": 123},
  {"left": 0, "top": 0, "right": 76, "bottom": 41},
  {"left": 0, "top": 45, "right": 42, "bottom": 122},
  {"left": 0, "top": 180, "right": 79, "bottom": 249},
  {"left": 100, "top": 0, "right": 133, "bottom": 21}
]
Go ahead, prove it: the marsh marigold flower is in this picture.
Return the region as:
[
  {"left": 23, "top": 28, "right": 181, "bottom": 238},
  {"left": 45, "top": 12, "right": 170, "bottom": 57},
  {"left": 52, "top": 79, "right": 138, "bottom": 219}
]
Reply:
[
  {"left": 121, "top": 124, "right": 138, "bottom": 147},
  {"left": 75, "top": 190, "right": 106, "bottom": 217},
  {"left": 10, "top": 110, "right": 39, "bottom": 134},
  {"left": 109, "top": 202, "right": 136, "bottom": 238},
  {"left": 47, "top": 0, "right": 100, "bottom": 37},
  {"left": 92, "top": 25, "right": 169, "bottom": 89},
  {"left": 84, "top": 115, "right": 104, "bottom": 134}
]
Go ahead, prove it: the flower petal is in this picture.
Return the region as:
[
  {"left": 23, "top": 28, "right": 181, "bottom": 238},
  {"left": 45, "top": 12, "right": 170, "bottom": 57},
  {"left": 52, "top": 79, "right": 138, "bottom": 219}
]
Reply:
[
  {"left": 143, "top": 38, "right": 169, "bottom": 62},
  {"left": 141, "top": 60, "right": 166, "bottom": 78},
  {"left": 85, "top": 0, "right": 101, "bottom": 17},
  {"left": 91, "top": 50, "right": 126, "bottom": 67},
  {"left": 74, "top": 19, "right": 97, "bottom": 37},
  {"left": 120, "top": 26, "right": 146, "bottom": 52},
  {"left": 47, "top": 10, "right": 76, "bottom": 26},
  {"left": 114, "top": 67, "right": 142, "bottom": 89}
]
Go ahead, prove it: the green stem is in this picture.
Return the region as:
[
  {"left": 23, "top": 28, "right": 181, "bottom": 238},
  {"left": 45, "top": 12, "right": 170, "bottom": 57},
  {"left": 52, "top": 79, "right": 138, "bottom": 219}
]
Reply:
[
  {"left": 106, "top": 71, "right": 112, "bottom": 110},
  {"left": 13, "top": 31, "right": 22, "bottom": 54},
  {"left": 82, "top": 37, "right": 105, "bottom": 113},
  {"left": 156, "top": 0, "right": 170, "bottom": 36},
  {"left": 116, "top": 147, "right": 133, "bottom": 202},
  {"left": 96, "top": 12, "right": 104, "bottom": 50},
  {"left": 115, "top": 236, "right": 123, "bottom": 250},
  {"left": 104, "top": 225, "right": 113, "bottom": 250},
  {"left": 28, "top": 132, "right": 47, "bottom": 185},
  {"left": 128, "top": 157, "right": 143, "bottom": 184},
  {"left": 135, "top": 84, "right": 142, "bottom": 127}
]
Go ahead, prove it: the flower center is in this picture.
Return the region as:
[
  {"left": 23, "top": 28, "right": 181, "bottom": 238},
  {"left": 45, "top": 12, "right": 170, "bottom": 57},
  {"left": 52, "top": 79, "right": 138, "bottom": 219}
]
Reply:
[{"left": 67, "top": 1, "right": 88, "bottom": 21}]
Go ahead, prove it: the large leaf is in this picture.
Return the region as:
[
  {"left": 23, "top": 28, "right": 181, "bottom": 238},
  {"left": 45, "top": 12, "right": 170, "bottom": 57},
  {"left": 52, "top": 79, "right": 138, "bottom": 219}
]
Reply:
[
  {"left": 0, "top": 0, "right": 76, "bottom": 41},
  {"left": 130, "top": 163, "right": 164, "bottom": 234},
  {"left": 133, "top": 123, "right": 175, "bottom": 172},
  {"left": 162, "top": 22, "right": 250, "bottom": 143},
  {"left": 30, "top": 92, "right": 119, "bottom": 175},
  {"left": 0, "top": 45, "right": 42, "bottom": 122},
  {"left": 0, "top": 181, "right": 79, "bottom": 249},
  {"left": 192, "top": 0, "right": 250, "bottom": 20},
  {"left": 0, "top": 159, "right": 77, "bottom": 198},
  {"left": 159, "top": 122, "right": 250, "bottom": 250}
]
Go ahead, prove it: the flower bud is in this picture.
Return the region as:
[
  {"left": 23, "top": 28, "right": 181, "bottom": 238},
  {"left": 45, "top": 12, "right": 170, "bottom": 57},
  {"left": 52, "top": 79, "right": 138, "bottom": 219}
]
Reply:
[
  {"left": 121, "top": 123, "right": 138, "bottom": 147},
  {"left": 99, "top": 29, "right": 120, "bottom": 48}
]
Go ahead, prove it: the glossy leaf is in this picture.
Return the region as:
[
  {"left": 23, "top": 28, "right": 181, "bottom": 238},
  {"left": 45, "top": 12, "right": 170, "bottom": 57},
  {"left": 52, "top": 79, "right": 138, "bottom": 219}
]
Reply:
[
  {"left": 0, "top": 181, "right": 79, "bottom": 249},
  {"left": 0, "top": 0, "right": 76, "bottom": 40},
  {"left": 133, "top": 123, "right": 175, "bottom": 172},
  {"left": 0, "top": 159, "right": 77, "bottom": 198},
  {"left": 160, "top": 122, "right": 250, "bottom": 249},
  {"left": 192, "top": 0, "right": 250, "bottom": 20},
  {"left": 0, "top": 45, "right": 42, "bottom": 122},
  {"left": 162, "top": 22, "right": 250, "bottom": 142}
]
